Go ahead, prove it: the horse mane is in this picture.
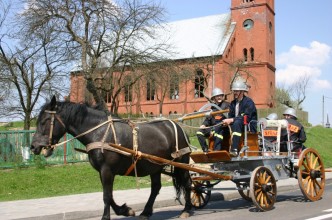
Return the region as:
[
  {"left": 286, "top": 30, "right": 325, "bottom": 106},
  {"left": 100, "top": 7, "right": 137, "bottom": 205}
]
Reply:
[{"left": 39, "top": 100, "right": 119, "bottom": 125}]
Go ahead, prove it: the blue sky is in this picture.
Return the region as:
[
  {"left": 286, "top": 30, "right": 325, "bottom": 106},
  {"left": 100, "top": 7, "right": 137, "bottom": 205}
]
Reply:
[{"left": 162, "top": 0, "right": 332, "bottom": 126}]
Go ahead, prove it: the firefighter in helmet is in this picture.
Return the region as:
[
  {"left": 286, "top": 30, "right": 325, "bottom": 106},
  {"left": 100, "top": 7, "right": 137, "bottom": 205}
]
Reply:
[
  {"left": 222, "top": 78, "right": 257, "bottom": 156},
  {"left": 280, "top": 108, "right": 306, "bottom": 153},
  {"left": 196, "top": 87, "right": 230, "bottom": 152}
]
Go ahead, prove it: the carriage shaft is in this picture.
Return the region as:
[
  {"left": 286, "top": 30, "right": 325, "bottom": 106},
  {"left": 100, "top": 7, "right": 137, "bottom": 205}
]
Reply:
[{"left": 109, "top": 143, "right": 232, "bottom": 180}]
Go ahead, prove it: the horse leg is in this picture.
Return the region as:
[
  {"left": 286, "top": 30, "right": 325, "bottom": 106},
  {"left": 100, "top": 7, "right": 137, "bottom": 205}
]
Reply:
[
  {"left": 179, "top": 169, "right": 192, "bottom": 218},
  {"left": 139, "top": 172, "right": 162, "bottom": 219},
  {"left": 100, "top": 167, "right": 135, "bottom": 220}
]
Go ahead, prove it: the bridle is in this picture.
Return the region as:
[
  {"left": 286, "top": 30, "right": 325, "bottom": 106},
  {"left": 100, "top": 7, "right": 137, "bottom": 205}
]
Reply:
[
  {"left": 44, "top": 110, "right": 66, "bottom": 150},
  {"left": 42, "top": 110, "right": 120, "bottom": 151}
]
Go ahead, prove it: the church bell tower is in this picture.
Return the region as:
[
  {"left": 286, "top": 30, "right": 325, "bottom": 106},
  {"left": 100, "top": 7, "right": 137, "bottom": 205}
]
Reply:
[{"left": 230, "top": 0, "right": 276, "bottom": 108}]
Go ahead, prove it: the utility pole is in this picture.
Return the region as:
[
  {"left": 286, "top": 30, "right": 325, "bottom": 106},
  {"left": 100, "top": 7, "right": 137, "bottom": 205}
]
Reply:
[{"left": 323, "top": 95, "right": 324, "bottom": 126}]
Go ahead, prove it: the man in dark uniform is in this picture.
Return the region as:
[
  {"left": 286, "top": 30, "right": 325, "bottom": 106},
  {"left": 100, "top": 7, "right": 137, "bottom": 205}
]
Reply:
[
  {"left": 280, "top": 108, "right": 306, "bottom": 153},
  {"left": 222, "top": 79, "right": 257, "bottom": 156},
  {"left": 196, "top": 88, "right": 230, "bottom": 152}
]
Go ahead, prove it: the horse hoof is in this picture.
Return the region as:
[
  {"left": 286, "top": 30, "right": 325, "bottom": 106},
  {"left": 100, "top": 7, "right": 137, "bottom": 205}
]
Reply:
[
  {"left": 179, "top": 211, "right": 190, "bottom": 219},
  {"left": 128, "top": 208, "right": 135, "bottom": 216}
]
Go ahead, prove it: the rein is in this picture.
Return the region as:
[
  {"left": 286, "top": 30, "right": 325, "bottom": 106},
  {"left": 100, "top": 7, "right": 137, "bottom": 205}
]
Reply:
[{"left": 44, "top": 110, "right": 122, "bottom": 150}]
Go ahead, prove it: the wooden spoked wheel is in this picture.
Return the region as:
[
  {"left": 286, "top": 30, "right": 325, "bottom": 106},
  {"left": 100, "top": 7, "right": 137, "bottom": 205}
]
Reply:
[
  {"left": 191, "top": 180, "right": 211, "bottom": 209},
  {"left": 236, "top": 182, "right": 252, "bottom": 201},
  {"left": 250, "top": 166, "right": 277, "bottom": 211},
  {"left": 297, "top": 148, "right": 325, "bottom": 201}
]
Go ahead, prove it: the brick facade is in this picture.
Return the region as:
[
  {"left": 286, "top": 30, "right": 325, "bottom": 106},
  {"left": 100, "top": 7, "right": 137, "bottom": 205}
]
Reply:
[{"left": 70, "top": 0, "right": 275, "bottom": 116}]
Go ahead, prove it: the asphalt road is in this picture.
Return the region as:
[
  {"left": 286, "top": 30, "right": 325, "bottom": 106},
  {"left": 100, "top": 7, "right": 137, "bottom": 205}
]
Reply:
[{"left": 81, "top": 182, "right": 332, "bottom": 220}]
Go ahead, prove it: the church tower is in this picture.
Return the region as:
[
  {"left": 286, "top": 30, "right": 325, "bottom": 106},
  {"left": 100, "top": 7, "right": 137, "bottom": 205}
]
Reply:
[{"left": 230, "top": 0, "right": 276, "bottom": 108}]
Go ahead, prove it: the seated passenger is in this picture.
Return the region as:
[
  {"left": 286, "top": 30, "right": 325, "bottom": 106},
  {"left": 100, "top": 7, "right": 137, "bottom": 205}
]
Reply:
[
  {"left": 280, "top": 108, "right": 306, "bottom": 153},
  {"left": 196, "top": 88, "right": 229, "bottom": 152},
  {"left": 222, "top": 78, "right": 257, "bottom": 156}
]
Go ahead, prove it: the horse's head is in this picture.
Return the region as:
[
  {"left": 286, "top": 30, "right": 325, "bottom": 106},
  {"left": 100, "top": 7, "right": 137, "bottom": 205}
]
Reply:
[{"left": 31, "top": 96, "right": 67, "bottom": 157}]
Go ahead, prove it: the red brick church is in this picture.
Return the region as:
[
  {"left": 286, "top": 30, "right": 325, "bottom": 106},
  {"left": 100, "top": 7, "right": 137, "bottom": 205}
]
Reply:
[{"left": 70, "top": 0, "right": 275, "bottom": 116}]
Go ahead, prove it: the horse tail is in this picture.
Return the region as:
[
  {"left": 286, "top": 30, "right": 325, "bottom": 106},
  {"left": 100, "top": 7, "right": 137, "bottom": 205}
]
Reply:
[
  {"left": 170, "top": 122, "right": 192, "bottom": 206},
  {"left": 172, "top": 154, "right": 191, "bottom": 202}
]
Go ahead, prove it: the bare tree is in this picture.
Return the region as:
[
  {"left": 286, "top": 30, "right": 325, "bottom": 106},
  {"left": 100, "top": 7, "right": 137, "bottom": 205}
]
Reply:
[
  {"left": 275, "top": 74, "right": 311, "bottom": 110},
  {"left": 289, "top": 74, "right": 310, "bottom": 110},
  {"left": 0, "top": 1, "right": 70, "bottom": 129},
  {"left": 228, "top": 59, "right": 258, "bottom": 91},
  {"left": 0, "top": 0, "right": 10, "bottom": 109},
  {"left": 20, "top": 0, "right": 171, "bottom": 113},
  {"left": 139, "top": 60, "right": 194, "bottom": 116},
  {"left": 275, "top": 85, "right": 293, "bottom": 108}
]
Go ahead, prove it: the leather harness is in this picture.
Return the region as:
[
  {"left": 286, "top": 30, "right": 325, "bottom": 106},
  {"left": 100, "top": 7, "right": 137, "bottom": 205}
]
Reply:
[{"left": 44, "top": 110, "right": 191, "bottom": 176}]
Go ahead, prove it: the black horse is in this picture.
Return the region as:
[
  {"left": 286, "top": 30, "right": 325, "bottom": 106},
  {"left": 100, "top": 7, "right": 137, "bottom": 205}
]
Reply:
[{"left": 30, "top": 96, "right": 192, "bottom": 220}]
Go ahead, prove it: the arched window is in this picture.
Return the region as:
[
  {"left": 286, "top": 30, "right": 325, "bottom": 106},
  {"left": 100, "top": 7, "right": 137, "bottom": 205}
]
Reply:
[
  {"left": 243, "top": 48, "right": 248, "bottom": 62},
  {"left": 250, "top": 47, "right": 254, "bottom": 61},
  {"left": 124, "top": 76, "right": 132, "bottom": 102},
  {"left": 194, "top": 69, "right": 205, "bottom": 98},
  {"left": 170, "top": 74, "right": 179, "bottom": 99},
  {"left": 146, "top": 77, "right": 155, "bottom": 101}
]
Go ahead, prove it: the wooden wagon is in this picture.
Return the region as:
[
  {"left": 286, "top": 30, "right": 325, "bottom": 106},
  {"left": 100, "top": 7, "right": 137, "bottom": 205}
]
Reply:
[{"left": 109, "top": 110, "right": 326, "bottom": 211}]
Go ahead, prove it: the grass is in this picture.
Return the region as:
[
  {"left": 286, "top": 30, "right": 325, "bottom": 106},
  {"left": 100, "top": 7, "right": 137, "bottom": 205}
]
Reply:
[
  {"left": 0, "top": 162, "right": 173, "bottom": 202},
  {"left": 305, "top": 126, "right": 332, "bottom": 168},
  {"left": 0, "top": 120, "right": 37, "bottom": 131},
  {"left": 0, "top": 125, "right": 331, "bottom": 202}
]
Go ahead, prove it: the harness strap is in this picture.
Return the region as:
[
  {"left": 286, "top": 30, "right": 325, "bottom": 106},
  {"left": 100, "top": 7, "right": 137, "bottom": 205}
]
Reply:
[
  {"left": 125, "top": 151, "right": 142, "bottom": 176},
  {"left": 50, "top": 118, "right": 120, "bottom": 149},
  {"left": 86, "top": 142, "right": 131, "bottom": 156},
  {"left": 171, "top": 147, "right": 191, "bottom": 158},
  {"left": 46, "top": 110, "right": 56, "bottom": 147},
  {"left": 169, "top": 120, "right": 179, "bottom": 154},
  {"left": 101, "top": 115, "right": 119, "bottom": 153},
  {"left": 101, "top": 117, "right": 112, "bottom": 143},
  {"left": 130, "top": 126, "right": 140, "bottom": 185}
]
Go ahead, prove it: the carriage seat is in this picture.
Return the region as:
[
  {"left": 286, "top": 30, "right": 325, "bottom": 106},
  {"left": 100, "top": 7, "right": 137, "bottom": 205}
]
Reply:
[{"left": 207, "top": 129, "right": 260, "bottom": 156}]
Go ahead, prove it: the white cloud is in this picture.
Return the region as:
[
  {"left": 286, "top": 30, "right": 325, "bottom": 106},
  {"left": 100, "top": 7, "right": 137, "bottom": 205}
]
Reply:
[
  {"left": 276, "top": 41, "right": 332, "bottom": 89},
  {"left": 277, "top": 41, "right": 331, "bottom": 66},
  {"left": 311, "top": 79, "right": 331, "bottom": 89}
]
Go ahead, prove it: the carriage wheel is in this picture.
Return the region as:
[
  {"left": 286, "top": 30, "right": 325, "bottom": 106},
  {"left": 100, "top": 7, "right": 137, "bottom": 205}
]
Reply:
[
  {"left": 250, "top": 166, "right": 277, "bottom": 211},
  {"left": 236, "top": 182, "right": 252, "bottom": 201},
  {"left": 297, "top": 148, "right": 325, "bottom": 201},
  {"left": 191, "top": 180, "right": 211, "bottom": 209}
]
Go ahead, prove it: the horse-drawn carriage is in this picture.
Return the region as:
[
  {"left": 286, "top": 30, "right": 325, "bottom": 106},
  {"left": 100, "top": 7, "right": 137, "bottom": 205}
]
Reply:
[
  {"left": 30, "top": 96, "right": 326, "bottom": 220},
  {"left": 189, "top": 116, "right": 325, "bottom": 211}
]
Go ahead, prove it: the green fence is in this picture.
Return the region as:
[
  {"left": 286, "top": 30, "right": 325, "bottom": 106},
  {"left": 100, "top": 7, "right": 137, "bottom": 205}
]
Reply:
[{"left": 0, "top": 130, "right": 88, "bottom": 169}]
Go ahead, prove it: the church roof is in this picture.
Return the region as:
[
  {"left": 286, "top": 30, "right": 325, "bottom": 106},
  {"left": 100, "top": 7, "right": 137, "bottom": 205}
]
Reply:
[
  {"left": 72, "top": 13, "right": 235, "bottom": 71},
  {"left": 160, "top": 13, "right": 235, "bottom": 60}
]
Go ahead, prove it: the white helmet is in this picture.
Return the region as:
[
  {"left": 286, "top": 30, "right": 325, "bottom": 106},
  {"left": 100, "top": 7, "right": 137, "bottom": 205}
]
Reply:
[
  {"left": 231, "top": 79, "right": 248, "bottom": 91},
  {"left": 211, "top": 88, "right": 224, "bottom": 99},
  {"left": 266, "top": 113, "right": 278, "bottom": 120},
  {"left": 283, "top": 108, "right": 297, "bottom": 119}
]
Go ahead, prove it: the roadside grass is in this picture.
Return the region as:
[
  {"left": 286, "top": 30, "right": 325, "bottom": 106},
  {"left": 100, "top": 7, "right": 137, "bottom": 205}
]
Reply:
[
  {"left": 305, "top": 126, "right": 332, "bottom": 168},
  {"left": 0, "top": 120, "right": 36, "bottom": 131},
  {"left": 0, "top": 125, "right": 331, "bottom": 202},
  {"left": 0, "top": 162, "right": 173, "bottom": 202}
]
